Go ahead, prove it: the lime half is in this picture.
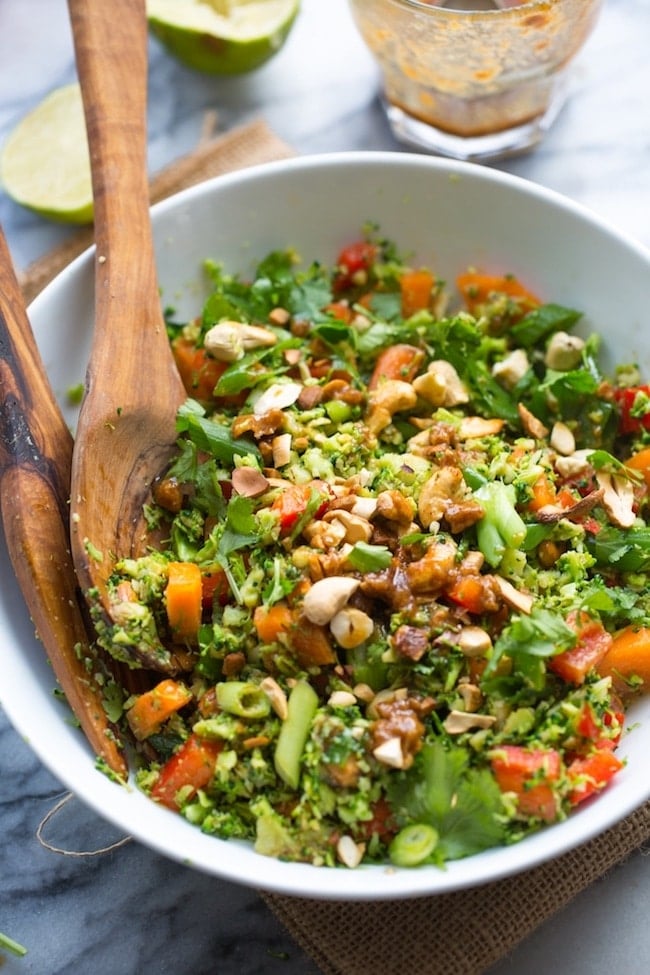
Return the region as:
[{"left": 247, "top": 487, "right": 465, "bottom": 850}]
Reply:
[
  {"left": 0, "top": 83, "right": 93, "bottom": 225},
  {"left": 147, "top": 0, "right": 300, "bottom": 75}
]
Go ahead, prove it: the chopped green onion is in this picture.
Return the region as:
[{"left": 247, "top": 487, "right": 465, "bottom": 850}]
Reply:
[
  {"left": 216, "top": 681, "right": 271, "bottom": 720},
  {"left": 0, "top": 932, "right": 27, "bottom": 958},
  {"left": 388, "top": 823, "right": 438, "bottom": 867}
]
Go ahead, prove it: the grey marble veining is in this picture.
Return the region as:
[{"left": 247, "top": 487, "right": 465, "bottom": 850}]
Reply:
[{"left": 2, "top": 1, "right": 650, "bottom": 973}]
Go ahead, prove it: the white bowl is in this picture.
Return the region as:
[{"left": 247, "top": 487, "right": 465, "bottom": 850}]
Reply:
[{"left": 3, "top": 152, "right": 650, "bottom": 900}]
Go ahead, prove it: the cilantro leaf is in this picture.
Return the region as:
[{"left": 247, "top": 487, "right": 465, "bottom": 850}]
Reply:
[
  {"left": 387, "top": 742, "right": 505, "bottom": 860},
  {"left": 291, "top": 273, "right": 333, "bottom": 322},
  {"left": 176, "top": 399, "right": 260, "bottom": 463},
  {"left": 218, "top": 495, "right": 260, "bottom": 558},
  {"left": 487, "top": 608, "right": 577, "bottom": 689},
  {"left": 586, "top": 526, "right": 650, "bottom": 573},
  {"left": 423, "top": 314, "right": 482, "bottom": 373},
  {"left": 509, "top": 303, "right": 582, "bottom": 348},
  {"left": 212, "top": 337, "right": 301, "bottom": 396}
]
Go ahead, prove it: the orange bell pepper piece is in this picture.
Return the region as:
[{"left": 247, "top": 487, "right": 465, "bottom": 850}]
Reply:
[
  {"left": 166, "top": 561, "right": 203, "bottom": 641},
  {"left": 126, "top": 678, "right": 193, "bottom": 741}
]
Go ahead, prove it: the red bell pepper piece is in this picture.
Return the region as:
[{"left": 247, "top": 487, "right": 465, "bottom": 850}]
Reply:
[
  {"left": 613, "top": 384, "right": 650, "bottom": 435},
  {"left": 271, "top": 483, "right": 328, "bottom": 535},
  {"left": 333, "top": 240, "right": 378, "bottom": 292},
  {"left": 490, "top": 745, "right": 562, "bottom": 823},
  {"left": 567, "top": 749, "right": 624, "bottom": 806},
  {"left": 548, "top": 613, "right": 613, "bottom": 685}
]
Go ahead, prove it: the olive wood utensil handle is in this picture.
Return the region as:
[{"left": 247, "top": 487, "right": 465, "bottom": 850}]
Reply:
[
  {"left": 0, "top": 225, "right": 127, "bottom": 776},
  {"left": 67, "top": 0, "right": 186, "bottom": 605}
]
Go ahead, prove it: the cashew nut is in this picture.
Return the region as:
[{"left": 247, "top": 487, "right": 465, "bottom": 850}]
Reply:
[
  {"left": 457, "top": 416, "right": 505, "bottom": 439},
  {"left": 271, "top": 433, "right": 292, "bottom": 468},
  {"left": 323, "top": 508, "right": 373, "bottom": 544},
  {"left": 260, "top": 676, "right": 289, "bottom": 720},
  {"left": 418, "top": 466, "right": 467, "bottom": 530},
  {"left": 366, "top": 380, "right": 417, "bottom": 435},
  {"left": 545, "top": 331, "right": 585, "bottom": 371},
  {"left": 456, "top": 625, "right": 492, "bottom": 657},
  {"left": 302, "top": 576, "right": 360, "bottom": 625},
  {"left": 329, "top": 606, "right": 374, "bottom": 649},
  {"left": 457, "top": 683, "right": 483, "bottom": 712},
  {"left": 350, "top": 496, "right": 378, "bottom": 520},
  {"left": 492, "top": 348, "right": 529, "bottom": 390},
  {"left": 412, "top": 360, "right": 469, "bottom": 407},
  {"left": 204, "top": 320, "right": 277, "bottom": 362},
  {"left": 518, "top": 402, "right": 549, "bottom": 440},
  {"left": 328, "top": 690, "right": 358, "bottom": 708},
  {"left": 336, "top": 835, "right": 366, "bottom": 869}
]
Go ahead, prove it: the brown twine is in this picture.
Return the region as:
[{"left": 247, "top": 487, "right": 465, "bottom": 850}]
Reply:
[{"left": 36, "top": 792, "right": 131, "bottom": 857}]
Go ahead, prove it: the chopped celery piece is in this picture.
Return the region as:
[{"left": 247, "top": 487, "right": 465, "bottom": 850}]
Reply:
[
  {"left": 274, "top": 680, "right": 318, "bottom": 789},
  {"left": 475, "top": 480, "right": 526, "bottom": 567}
]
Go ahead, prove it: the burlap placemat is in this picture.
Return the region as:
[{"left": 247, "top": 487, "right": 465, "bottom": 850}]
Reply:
[
  {"left": 19, "top": 116, "right": 650, "bottom": 975},
  {"left": 263, "top": 803, "right": 650, "bottom": 974}
]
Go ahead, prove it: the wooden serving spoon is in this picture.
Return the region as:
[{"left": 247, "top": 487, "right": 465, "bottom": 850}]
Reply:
[
  {"left": 67, "top": 1, "right": 186, "bottom": 621},
  {"left": 0, "top": 224, "right": 127, "bottom": 776}
]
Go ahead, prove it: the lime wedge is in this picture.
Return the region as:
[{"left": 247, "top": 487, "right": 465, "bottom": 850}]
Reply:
[
  {"left": 0, "top": 83, "right": 93, "bottom": 225},
  {"left": 147, "top": 0, "right": 300, "bottom": 75}
]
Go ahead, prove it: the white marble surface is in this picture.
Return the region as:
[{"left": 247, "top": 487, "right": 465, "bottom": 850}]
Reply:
[{"left": 1, "top": 1, "right": 650, "bottom": 972}]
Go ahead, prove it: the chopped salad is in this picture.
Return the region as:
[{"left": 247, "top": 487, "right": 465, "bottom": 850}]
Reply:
[{"left": 91, "top": 231, "right": 650, "bottom": 869}]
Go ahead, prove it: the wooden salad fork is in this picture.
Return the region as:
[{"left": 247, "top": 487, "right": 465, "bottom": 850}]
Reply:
[
  {"left": 67, "top": 0, "right": 186, "bottom": 620},
  {"left": 0, "top": 224, "right": 127, "bottom": 776}
]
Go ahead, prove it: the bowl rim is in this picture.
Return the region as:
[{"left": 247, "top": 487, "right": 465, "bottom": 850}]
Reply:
[{"left": 4, "top": 149, "right": 650, "bottom": 900}]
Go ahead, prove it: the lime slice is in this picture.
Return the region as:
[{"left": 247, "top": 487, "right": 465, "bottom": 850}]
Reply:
[
  {"left": 0, "top": 83, "right": 93, "bottom": 225},
  {"left": 147, "top": 0, "right": 300, "bottom": 75}
]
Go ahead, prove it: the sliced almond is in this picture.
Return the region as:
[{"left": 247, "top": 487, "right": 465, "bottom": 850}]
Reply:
[
  {"left": 494, "top": 575, "right": 534, "bottom": 614},
  {"left": 253, "top": 381, "right": 302, "bottom": 417},
  {"left": 231, "top": 467, "right": 269, "bottom": 498},
  {"left": 596, "top": 471, "right": 636, "bottom": 528},
  {"left": 517, "top": 402, "right": 549, "bottom": 440}
]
